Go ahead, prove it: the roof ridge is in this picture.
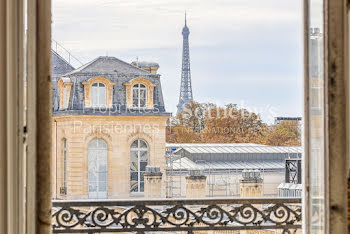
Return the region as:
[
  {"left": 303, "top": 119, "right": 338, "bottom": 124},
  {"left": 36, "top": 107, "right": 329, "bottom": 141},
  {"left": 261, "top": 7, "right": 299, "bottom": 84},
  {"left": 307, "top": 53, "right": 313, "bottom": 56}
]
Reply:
[
  {"left": 63, "top": 57, "right": 100, "bottom": 76},
  {"left": 63, "top": 56, "right": 152, "bottom": 76}
]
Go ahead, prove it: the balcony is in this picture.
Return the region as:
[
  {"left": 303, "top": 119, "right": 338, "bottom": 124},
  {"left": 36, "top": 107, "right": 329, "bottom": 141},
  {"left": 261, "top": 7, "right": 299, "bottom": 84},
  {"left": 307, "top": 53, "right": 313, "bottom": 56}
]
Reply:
[{"left": 52, "top": 197, "right": 301, "bottom": 233}]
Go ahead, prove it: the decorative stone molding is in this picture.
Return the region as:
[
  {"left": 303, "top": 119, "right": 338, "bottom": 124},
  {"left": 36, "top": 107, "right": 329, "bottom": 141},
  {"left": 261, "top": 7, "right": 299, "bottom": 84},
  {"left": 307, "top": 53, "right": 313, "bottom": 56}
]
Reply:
[
  {"left": 127, "top": 131, "right": 153, "bottom": 146},
  {"left": 144, "top": 166, "right": 162, "bottom": 198},
  {"left": 123, "top": 77, "right": 156, "bottom": 109},
  {"left": 185, "top": 170, "right": 207, "bottom": 198},
  {"left": 57, "top": 78, "right": 73, "bottom": 110},
  {"left": 82, "top": 76, "right": 115, "bottom": 108}
]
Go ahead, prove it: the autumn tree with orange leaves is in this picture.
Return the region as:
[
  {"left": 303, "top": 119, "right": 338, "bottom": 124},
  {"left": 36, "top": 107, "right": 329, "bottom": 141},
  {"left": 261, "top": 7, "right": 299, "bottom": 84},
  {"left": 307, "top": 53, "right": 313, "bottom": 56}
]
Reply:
[
  {"left": 166, "top": 101, "right": 301, "bottom": 146},
  {"left": 262, "top": 120, "right": 301, "bottom": 146}
]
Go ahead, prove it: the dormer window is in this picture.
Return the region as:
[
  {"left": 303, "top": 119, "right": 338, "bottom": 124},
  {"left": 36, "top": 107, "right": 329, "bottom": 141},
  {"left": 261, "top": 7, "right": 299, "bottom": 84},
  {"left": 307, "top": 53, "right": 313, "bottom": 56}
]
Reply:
[
  {"left": 124, "top": 77, "right": 156, "bottom": 109},
  {"left": 91, "top": 82, "right": 106, "bottom": 108},
  {"left": 57, "top": 78, "right": 73, "bottom": 110},
  {"left": 82, "top": 77, "right": 115, "bottom": 108},
  {"left": 132, "top": 84, "right": 146, "bottom": 108}
]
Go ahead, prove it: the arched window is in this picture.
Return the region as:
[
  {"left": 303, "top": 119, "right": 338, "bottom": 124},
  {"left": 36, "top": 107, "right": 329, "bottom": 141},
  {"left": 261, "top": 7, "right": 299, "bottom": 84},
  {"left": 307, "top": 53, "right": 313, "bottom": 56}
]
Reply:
[
  {"left": 88, "top": 138, "right": 108, "bottom": 199},
  {"left": 62, "top": 139, "right": 67, "bottom": 190},
  {"left": 130, "top": 139, "right": 148, "bottom": 193},
  {"left": 91, "top": 82, "right": 106, "bottom": 107},
  {"left": 132, "top": 83, "right": 146, "bottom": 108}
]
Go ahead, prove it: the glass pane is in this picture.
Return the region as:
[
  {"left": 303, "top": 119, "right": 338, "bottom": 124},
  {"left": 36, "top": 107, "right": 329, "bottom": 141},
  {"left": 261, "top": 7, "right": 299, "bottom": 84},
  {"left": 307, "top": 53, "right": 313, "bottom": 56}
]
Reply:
[
  {"left": 97, "top": 138, "right": 107, "bottom": 149},
  {"left": 140, "top": 89, "right": 146, "bottom": 107},
  {"left": 130, "top": 172, "right": 138, "bottom": 192},
  {"left": 88, "top": 153, "right": 97, "bottom": 170},
  {"left": 140, "top": 161, "right": 148, "bottom": 172},
  {"left": 132, "top": 89, "right": 138, "bottom": 107},
  {"left": 130, "top": 151, "right": 138, "bottom": 171},
  {"left": 88, "top": 138, "right": 108, "bottom": 198},
  {"left": 98, "top": 161, "right": 107, "bottom": 172},
  {"left": 89, "top": 182, "right": 97, "bottom": 192},
  {"left": 99, "top": 172, "right": 107, "bottom": 181},
  {"left": 140, "top": 182, "right": 144, "bottom": 192},
  {"left": 131, "top": 140, "right": 138, "bottom": 149},
  {"left": 140, "top": 84, "right": 145, "bottom": 88},
  {"left": 89, "top": 139, "right": 98, "bottom": 148},
  {"left": 140, "top": 151, "right": 147, "bottom": 162},
  {"left": 91, "top": 86, "right": 98, "bottom": 107},
  {"left": 139, "top": 140, "right": 147, "bottom": 149},
  {"left": 99, "top": 181, "right": 107, "bottom": 192},
  {"left": 308, "top": 0, "right": 325, "bottom": 232},
  {"left": 99, "top": 86, "right": 106, "bottom": 106}
]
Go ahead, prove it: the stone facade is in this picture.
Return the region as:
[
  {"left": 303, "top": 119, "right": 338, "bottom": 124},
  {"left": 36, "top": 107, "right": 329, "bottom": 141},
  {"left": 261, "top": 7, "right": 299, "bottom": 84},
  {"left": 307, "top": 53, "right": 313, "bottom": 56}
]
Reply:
[
  {"left": 240, "top": 170, "right": 263, "bottom": 198},
  {"left": 144, "top": 166, "right": 163, "bottom": 198},
  {"left": 185, "top": 170, "right": 207, "bottom": 198},
  {"left": 51, "top": 54, "right": 170, "bottom": 199}
]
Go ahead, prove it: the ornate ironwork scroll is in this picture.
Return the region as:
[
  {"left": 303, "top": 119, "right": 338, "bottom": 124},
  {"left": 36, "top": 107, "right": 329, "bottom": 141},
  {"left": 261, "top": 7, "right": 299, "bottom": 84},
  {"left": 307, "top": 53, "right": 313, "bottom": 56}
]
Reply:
[{"left": 52, "top": 198, "right": 301, "bottom": 233}]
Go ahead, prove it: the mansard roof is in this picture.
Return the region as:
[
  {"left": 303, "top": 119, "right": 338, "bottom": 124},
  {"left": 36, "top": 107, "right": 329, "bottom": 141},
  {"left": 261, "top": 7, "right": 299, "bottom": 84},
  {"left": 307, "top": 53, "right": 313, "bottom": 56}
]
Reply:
[
  {"left": 52, "top": 55, "right": 169, "bottom": 116},
  {"left": 65, "top": 56, "right": 152, "bottom": 76},
  {"left": 52, "top": 50, "right": 75, "bottom": 79}
]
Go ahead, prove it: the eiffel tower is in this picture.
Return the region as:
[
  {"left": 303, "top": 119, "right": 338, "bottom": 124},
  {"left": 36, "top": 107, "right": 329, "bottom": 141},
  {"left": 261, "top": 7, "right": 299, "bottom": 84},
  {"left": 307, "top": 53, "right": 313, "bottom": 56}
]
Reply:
[{"left": 177, "top": 13, "right": 193, "bottom": 114}]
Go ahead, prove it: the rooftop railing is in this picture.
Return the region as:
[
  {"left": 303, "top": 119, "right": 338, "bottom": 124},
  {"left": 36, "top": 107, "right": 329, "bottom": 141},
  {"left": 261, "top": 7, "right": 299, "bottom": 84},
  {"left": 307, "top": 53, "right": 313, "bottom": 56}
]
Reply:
[{"left": 52, "top": 197, "right": 301, "bottom": 234}]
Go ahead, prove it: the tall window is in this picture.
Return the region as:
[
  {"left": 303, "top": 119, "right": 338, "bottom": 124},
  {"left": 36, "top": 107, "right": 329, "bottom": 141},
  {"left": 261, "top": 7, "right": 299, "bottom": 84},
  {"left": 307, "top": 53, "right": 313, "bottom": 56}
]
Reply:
[
  {"left": 132, "top": 83, "right": 146, "bottom": 108},
  {"left": 130, "top": 139, "right": 148, "bottom": 193},
  {"left": 88, "top": 138, "right": 108, "bottom": 199},
  {"left": 91, "top": 82, "right": 106, "bottom": 107},
  {"left": 63, "top": 139, "right": 67, "bottom": 189},
  {"left": 62, "top": 86, "right": 67, "bottom": 109}
]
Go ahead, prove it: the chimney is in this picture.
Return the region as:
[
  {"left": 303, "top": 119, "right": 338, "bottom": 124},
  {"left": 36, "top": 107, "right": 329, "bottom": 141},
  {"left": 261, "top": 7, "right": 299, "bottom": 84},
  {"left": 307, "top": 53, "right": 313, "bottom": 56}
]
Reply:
[
  {"left": 144, "top": 166, "right": 163, "bottom": 198},
  {"left": 240, "top": 169, "right": 263, "bottom": 198},
  {"left": 185, "top": 169, "right": 206, "bottom": 198},
  {"left": 131, "top": 61, "right": 159, "bottom": 74}
]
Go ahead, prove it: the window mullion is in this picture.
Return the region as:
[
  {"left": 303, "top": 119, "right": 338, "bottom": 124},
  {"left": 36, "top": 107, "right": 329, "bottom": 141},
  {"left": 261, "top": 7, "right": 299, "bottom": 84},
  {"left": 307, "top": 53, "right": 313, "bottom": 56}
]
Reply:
[{"left": 138, "top": 87, "right": 141, "bottom": 108}]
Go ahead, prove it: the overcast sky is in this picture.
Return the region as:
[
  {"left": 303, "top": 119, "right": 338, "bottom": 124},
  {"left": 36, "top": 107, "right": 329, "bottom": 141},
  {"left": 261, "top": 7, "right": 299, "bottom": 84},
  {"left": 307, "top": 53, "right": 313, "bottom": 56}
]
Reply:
[{"left": 52, "top": 0, "right": 303, "bottom": 123}]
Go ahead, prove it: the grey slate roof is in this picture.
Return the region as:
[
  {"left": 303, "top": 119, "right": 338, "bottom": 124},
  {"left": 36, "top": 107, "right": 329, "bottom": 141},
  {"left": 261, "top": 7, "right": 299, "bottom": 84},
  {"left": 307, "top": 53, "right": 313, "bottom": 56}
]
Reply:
[
  {"left": 52, "top": 50, "right": 75, "bottom": 111},
  {"left": 65, "top": 56, "right": 151, "bottom": 76},
  {"left": 52, "top": 50, "right": 75, "bottom": 80},
  {"left": 52, "top": 56, "right": 169, "bottom": 116}
]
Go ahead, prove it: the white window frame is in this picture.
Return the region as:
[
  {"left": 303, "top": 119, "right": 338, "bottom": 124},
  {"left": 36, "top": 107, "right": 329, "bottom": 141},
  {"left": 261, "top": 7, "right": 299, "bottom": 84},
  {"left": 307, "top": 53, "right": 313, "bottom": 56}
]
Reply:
[
  {"left": 91, "top": 82, "right": 106, "bottom": 108},
  {"left": 130, "top": 139, "right": 149, "bottom": 194},
  {"left": 303, "top": 0, "right": 348, "bottom": 233},
  {"left": 132, "top": 83, "right": 147, "bottom": 108}
]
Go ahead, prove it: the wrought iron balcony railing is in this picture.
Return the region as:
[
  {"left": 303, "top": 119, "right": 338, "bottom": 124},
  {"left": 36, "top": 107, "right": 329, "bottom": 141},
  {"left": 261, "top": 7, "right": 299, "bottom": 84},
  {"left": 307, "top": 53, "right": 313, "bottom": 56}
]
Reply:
[{"left": 52, "top": 197, "right": 301, "bottom": 234}]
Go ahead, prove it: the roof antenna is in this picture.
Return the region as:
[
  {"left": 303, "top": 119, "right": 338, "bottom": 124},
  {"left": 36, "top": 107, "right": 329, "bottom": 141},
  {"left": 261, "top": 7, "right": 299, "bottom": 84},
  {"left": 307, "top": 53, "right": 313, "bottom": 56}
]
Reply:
[
  {"left": 185, "top": 11, "right": 187, "bottom": 26},
  {"left": 136, "top": 56, "right": 139, "bottom": 62}
]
